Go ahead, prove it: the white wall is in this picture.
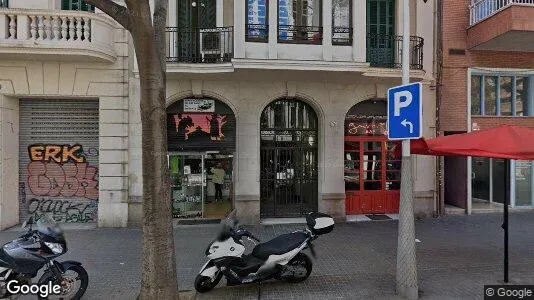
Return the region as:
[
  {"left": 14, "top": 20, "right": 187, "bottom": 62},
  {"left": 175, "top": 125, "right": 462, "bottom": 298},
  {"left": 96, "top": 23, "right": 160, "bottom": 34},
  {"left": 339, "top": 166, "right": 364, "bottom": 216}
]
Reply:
[
  {"left": 9, "top": 0, "right": 49, "bottom": 9},
  {"left": 164, "top": 71, "right": 437, "bottom": 220},
  {"left": 0, "top": 94, "right": 19, "bottom": 229},
  {"left": 0, "top": 22, "right": 132, "bottom": 228}
]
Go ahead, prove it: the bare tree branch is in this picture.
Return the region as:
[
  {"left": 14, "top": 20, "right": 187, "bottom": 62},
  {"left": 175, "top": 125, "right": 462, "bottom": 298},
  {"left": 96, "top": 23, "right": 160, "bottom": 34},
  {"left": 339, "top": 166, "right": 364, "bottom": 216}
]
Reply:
[{"left": 85, "top": 0, "right": 131, "bottom": 30}]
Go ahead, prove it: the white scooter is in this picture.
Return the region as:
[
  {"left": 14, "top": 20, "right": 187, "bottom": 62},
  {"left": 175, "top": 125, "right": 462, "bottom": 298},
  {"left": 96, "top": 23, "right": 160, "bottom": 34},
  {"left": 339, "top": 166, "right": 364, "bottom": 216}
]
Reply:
[{"left": 194, "top": 212, "right": 334, "bottom": 293}]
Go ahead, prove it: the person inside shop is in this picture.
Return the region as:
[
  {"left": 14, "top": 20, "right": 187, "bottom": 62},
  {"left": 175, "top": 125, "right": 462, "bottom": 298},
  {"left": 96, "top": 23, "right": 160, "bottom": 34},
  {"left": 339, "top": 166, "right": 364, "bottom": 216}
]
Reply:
[{"left": 211, "top": 162, "right": 226, "bottom": 202}]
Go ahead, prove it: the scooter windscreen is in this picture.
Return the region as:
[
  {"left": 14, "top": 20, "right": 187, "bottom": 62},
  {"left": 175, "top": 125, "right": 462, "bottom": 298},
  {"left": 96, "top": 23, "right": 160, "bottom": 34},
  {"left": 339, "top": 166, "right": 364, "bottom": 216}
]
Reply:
[{"left": 35, "top": 214, "right": 64, "bottom": 240}]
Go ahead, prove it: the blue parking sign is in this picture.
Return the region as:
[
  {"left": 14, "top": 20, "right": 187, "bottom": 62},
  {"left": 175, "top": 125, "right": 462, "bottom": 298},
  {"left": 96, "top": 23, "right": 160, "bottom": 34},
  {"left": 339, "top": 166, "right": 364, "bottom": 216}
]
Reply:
[{"left": 387, "top": 83, "right": 422, "bottom": 140}]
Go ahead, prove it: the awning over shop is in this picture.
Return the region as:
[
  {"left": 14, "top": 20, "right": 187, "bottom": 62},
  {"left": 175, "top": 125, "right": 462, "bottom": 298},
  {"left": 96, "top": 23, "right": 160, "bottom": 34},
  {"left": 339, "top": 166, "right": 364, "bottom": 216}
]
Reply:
[
  {"left": 407, "top": 125, "right": 534, "bottom": 160},
  {"left": 396, "top": 125, "right": 534, "bottom": 284}
]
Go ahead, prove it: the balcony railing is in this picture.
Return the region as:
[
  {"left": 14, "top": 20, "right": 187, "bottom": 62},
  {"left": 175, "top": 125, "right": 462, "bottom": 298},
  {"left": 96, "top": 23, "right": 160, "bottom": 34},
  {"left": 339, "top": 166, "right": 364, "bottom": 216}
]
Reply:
[
  {"left": 366, "top": 35, "right": 424, "bottom": 70},
  {"left": 0, "top": 8, "right": 117, "bottom": 62},
  {"left": 332, "top": 27, "right": 352, "bottom": 45},
  {"left": 166, "top": 26, "right": 233, "bottom": 63},
  {"left": 278, "top": 25, "right": 323, "bottom": 44},
  {"left": 246, "top": 24, "right": 268, "bottom": 42},
  {"left": 470, "top": 0, "right": 534, "bottom": 25}
]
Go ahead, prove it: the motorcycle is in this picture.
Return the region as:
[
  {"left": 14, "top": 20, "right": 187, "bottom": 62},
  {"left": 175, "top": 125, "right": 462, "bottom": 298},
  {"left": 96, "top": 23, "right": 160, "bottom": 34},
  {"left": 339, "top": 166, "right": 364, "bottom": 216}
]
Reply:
[
  {"left": 0, "top": 214, "right": 88, "bottom": 299},
  {"left": 194, "top": 212, "right": 334, "bottom": 293}
]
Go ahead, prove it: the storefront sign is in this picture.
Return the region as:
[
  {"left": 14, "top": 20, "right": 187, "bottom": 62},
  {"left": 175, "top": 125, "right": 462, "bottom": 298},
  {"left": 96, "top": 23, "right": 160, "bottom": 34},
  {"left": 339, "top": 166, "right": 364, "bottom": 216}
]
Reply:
[{"left": 183, "top": 99, "right": 215, "bottom": 112}]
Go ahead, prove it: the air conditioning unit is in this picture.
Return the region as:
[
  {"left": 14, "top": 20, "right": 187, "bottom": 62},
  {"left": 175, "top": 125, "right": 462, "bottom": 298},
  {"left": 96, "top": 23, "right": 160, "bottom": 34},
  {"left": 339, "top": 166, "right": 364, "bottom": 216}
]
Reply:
[{"left": 199, "top": 29, "right": 233, "bottom": 61}]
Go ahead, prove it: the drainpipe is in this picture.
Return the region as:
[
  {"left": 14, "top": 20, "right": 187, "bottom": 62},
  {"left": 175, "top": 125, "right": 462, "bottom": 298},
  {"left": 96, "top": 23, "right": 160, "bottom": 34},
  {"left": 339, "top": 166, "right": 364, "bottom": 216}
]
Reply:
[{"left": 434, "top": 0, "right": 444, "bottom": 217}]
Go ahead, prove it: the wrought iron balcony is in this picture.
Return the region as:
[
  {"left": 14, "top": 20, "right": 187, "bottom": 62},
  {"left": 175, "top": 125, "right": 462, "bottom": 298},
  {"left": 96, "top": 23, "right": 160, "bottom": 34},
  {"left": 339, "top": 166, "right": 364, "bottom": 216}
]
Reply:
[
  {"left": 366, "top": 34, "right": 424, "bottom": 70},
  {"left": 278, "top": 25, "right": 323, "bottom": 44},
  {"left": 166, "top": 26, "right": 233, "bottom": 63}
]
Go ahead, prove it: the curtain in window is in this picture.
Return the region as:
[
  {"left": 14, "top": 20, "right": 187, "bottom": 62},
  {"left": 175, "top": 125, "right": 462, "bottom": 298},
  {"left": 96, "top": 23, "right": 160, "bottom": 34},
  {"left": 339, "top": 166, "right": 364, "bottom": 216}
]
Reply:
[{"left": 62, "top": 0, "right": 94, "bottom": 11}]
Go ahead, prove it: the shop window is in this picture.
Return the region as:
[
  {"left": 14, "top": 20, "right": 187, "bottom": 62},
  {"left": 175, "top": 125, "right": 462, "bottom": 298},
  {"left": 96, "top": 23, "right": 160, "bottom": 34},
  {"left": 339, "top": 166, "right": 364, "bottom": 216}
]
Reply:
[
  {"left": 0, "top": 0, "right": 7, "bottom": 8},
  {"left": 484, "top": 76, "right": 497, "bottom": 115},
  {"left": 246, "top": 0, "right": 269, "bottom": 42},
  {"left": 516, "top": 77, "right": 527, "bottom": 116},
  {"left": 471, "top": 75, "right": 481, "bottom": 115},
  {"left": 332, "top": 0, "right": 352, "bottom": 45},
  {"left": 515, "top": 160, "right": 532, "bottom": 206},
  {"left": 278, "top": 0, "right": 322, "bottom": 44},
  {"left": 500, "top": 76, "right": 513, "bottom": 116},
  {"left": 62, "top": 0, "right": 94, "bottom": 12},
  {"left": 471, "top": 73, "right": 531, "bottom": 116}
]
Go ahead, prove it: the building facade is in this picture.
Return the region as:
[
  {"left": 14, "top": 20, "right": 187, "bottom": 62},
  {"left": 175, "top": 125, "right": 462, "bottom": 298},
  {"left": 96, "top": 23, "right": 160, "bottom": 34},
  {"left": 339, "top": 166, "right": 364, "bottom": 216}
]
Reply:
[
  {"left": 440, "top": 0, "right": 534, "bottom": 214},
  {"left": 0, "top": 0, "right": 438, "bottom": 229}
]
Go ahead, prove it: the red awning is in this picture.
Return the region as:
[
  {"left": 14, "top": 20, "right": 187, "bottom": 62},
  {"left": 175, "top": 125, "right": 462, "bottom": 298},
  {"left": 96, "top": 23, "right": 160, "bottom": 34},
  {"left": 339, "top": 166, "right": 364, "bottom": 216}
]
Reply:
[{"left": 406, "top": 125, "right": 534, "bottom": 160}]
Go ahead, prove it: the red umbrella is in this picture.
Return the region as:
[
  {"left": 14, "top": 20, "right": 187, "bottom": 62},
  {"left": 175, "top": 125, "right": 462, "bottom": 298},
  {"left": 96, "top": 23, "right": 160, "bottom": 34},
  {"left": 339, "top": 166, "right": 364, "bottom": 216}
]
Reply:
[
  {"left": 401, "top": 125, "right": 534, "bottom": 283},
  {"left": 410, "top": 125, "right": 534, "bottom": 160}
]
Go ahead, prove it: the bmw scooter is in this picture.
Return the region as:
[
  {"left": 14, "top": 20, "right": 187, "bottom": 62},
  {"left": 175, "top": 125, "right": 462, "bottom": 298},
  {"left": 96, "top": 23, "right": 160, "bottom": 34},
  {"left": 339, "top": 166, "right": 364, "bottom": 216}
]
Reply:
[
  {"left": 194, "top": 212, "right": 334, "bottom": 293},
  {"left": 0, "top": 214, "right": 88, "bottom": 299}
]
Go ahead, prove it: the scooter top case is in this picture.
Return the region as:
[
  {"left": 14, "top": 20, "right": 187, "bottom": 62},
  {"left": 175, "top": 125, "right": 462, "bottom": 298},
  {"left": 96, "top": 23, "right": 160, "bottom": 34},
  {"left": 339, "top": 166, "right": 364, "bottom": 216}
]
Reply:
[{"left": 306, "top": 212, "right": 334, "bottom": 235}]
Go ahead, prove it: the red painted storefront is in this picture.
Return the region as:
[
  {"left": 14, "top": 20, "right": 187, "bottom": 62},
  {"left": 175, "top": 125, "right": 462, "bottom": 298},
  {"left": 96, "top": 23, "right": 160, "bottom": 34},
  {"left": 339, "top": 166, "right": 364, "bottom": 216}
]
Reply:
[{"left": 344, "top": 100, "right": 401, "bottom": 215}]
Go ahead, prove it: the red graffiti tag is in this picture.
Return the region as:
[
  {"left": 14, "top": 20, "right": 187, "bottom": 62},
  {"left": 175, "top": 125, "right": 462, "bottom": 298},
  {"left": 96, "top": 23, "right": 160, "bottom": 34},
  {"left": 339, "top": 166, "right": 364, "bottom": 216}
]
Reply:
[{"left": 27, "top": 162, "right": 99, "bottom": 200}]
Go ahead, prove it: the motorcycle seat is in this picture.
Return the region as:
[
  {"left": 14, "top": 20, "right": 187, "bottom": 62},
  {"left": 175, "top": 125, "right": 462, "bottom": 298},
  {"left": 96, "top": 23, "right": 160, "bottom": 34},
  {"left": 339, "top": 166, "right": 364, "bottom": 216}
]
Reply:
[{"left": 251, "top": 231, "right": 308, "bottom": 260}]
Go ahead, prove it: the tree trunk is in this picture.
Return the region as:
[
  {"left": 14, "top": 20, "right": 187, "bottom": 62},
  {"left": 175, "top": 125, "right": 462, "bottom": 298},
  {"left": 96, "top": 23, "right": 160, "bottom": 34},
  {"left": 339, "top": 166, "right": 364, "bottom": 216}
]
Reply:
[
  {"left": 135, "top": 19, "right": 179, "bottom": 300},
  {"left": 83, "top": 1, "right": 178, "bottom": 298}
]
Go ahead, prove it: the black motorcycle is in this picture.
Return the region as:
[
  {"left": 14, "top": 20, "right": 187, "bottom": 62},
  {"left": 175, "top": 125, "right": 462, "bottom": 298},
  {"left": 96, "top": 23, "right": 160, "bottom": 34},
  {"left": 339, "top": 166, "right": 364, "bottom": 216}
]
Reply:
[{"left": 0, "top": 215, "right": 88, "bottom": 299}]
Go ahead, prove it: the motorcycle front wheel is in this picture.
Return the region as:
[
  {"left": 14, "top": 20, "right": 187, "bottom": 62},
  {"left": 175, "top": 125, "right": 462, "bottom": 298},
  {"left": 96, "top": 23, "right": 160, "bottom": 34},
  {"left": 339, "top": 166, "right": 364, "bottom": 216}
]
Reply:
[{"left": 37, "top": 264, "right": 88, "bottom": 300}]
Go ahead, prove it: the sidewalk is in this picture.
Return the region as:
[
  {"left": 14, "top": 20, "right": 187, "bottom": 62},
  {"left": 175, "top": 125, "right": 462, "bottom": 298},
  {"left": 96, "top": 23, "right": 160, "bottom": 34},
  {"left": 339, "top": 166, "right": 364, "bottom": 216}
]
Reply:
[{"left": 1, "top": 212, "right": 533, "bottom": 299}]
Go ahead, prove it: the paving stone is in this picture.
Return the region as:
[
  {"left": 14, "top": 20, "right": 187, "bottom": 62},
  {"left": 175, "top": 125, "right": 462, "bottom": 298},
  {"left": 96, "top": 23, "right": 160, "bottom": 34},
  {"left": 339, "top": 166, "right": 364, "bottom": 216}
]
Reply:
[{"left": 0, "top": 212, "right": 532, "bottom": 299}]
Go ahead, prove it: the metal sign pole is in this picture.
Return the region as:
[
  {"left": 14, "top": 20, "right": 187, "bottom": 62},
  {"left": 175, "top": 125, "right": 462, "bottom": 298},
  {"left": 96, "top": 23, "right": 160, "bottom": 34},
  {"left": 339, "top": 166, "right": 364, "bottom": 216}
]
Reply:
[{"left": 396, "top": 0, "right": 419, "bottom": 298}]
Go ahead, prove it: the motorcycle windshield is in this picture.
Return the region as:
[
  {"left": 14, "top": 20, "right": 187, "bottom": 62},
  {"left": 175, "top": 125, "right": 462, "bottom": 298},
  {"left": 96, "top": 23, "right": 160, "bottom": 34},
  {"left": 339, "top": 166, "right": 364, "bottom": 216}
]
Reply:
[{"left": 36, "top": 214, "right": 64, "bottom": 239}]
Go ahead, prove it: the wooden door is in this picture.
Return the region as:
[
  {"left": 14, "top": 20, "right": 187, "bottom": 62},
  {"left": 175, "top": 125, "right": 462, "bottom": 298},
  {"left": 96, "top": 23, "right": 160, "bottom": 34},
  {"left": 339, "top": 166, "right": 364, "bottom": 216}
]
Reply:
[{"left": 345, "top": 136, "right": 401, "bottom": 215}]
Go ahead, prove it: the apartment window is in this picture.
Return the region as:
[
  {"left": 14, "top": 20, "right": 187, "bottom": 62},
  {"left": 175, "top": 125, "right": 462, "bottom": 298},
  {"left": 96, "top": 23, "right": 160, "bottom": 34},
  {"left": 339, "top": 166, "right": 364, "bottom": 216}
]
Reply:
[
  {"left": 62, "top": 0, "right": 94, "bottom": 12},
  {"left": 0, "top": 0, "right": 8, "bottom": 8},
  {"left": 472, "top": 74, "right": 531, "bottom": 116},
  {"left": 246, "top": 0, "right": 269, "bottom": 42},
  {"left": 278, "top": 0, "right": 322, "bottom": 44},
  {"left": 332, "top": 0, "right": 352, "bottom": 45}
]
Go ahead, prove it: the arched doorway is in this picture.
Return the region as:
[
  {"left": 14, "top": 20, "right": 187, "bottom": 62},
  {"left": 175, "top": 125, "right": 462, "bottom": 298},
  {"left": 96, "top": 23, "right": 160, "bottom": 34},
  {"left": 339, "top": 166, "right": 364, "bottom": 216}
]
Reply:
[
  {"left": 260, "top": 99, "right": 318, "bottom": 217},
  {"left": 344, "top": 99, "right": 401, "bottom": 215},
  {"left": 166, "top": 98, "right": 236, "bottom": 219}
]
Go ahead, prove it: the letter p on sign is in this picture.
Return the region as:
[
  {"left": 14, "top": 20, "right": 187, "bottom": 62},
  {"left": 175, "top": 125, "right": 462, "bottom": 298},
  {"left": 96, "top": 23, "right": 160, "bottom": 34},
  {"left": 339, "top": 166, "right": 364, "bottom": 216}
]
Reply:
[{"left": 394, "top": 91, "right": 412, "bottom": 117}]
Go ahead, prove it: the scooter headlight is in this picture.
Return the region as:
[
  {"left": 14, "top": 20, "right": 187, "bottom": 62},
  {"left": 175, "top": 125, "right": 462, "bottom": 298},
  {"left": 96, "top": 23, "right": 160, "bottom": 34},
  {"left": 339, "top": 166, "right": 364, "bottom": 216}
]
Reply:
[{"left": 44, "top": 242, "right": 63, "bottom": 254}]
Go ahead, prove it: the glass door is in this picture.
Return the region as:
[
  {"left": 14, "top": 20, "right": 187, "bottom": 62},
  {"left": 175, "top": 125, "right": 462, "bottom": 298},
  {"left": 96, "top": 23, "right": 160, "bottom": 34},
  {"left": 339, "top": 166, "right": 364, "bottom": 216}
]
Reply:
[
  {"left": 492, "top": 159, "right": 508, "bottom": 204},
  {"left": 177, "top": 0, "right": 216, "bottom": 62},
  {"left": 204, "top": 153, "right": 234, "bottom": 218},
  {"left": 366, "top": 0, "right": 395, "bottom": 67},
  {"left": 168, "top": 153, "right": 206, "bottom": 218},
  {"left": 472, "top": 157, "right": 490, "bottom": 202}
]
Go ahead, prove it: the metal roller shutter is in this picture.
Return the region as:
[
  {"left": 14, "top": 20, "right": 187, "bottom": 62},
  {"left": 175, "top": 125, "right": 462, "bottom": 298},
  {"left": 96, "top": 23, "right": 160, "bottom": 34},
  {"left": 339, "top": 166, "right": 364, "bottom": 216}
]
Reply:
[{"left": 19, "top": 99, "right": 99, "bottom": 223}]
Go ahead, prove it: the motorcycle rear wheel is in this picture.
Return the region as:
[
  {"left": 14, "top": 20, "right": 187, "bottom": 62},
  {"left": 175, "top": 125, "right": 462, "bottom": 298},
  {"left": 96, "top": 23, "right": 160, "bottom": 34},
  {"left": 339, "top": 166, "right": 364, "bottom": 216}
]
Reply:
[
  {"left": 283, "top": 253, "right": 313, "bottom": 283},
  {"left": 37, "top": 264, "right": 88, "bottom": 300},
  {"left": 194, "top": 272, "right": 222, "bottom": 293}
]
